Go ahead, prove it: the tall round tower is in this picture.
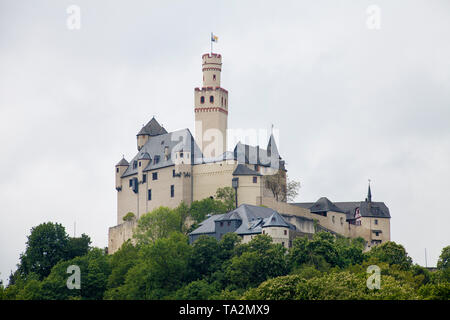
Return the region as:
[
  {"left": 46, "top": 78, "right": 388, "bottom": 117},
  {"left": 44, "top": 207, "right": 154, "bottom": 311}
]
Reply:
[{"left": 194, "top": 53, "right": 228, "bottom": 158}]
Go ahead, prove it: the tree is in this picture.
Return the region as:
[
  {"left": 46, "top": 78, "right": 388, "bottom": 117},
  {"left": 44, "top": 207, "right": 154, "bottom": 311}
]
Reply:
[
  {"left": 264, "top": 170, "right": 300, "bottom": 202},
  {"left": 264, "top": 170, "right": 287, "bottom": 201},
  {"left": 134, "top": 207, "right": 182, "bottom": 244},
  {"left": 115, "top": 233, "right": 193, "bottom": 299},
  {"left": 18, "top": 222, "right": 70, "bottom": 280},
  {"left": 215, "top": 187, "right": 236, "bottom": 211},
  {"left": 173, "top": 279, "right": 220, "bottom": 300},
  {"left": 365, "top": 241, "right": 413, "bottom": 270},
  {"left": 286, "top": 178, "right": 301, "bottom": 202},
  {"left": 188, "top": 236, "right": 221, "bottom": 280},
  {"left": 104, "top": 241, "right": 139, "bottom": 299},
  {"left": 38, "top": 248, "right": 111, "bottom": 300},
  {"left": 66, "top": 234, "right": 91, "bottom": 260},
  {"left": 175, "top": 202, "right": 191, "bottom": 234},
  {"left": 437, "top": 245, "right": 450, "bottom": 270},
  {"left": 288, "top": 233, "right": 338, "bottom": 271},
  {"left": 225, "top": 235, "right": 288, "bottom": 289},
  {"left": 217, "top": 232, "right": 241, "bottom": 262},
  {"left": 189, "top": 197, "right": 228, "bottom": 224}
]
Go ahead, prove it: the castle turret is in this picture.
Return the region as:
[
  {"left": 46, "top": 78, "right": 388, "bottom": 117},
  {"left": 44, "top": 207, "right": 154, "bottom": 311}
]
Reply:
[
  {"left": 194, "top": 53, "right": 228, "bottom": 158},
  {"left": 137, "top": 117, "right": 167, "bottom": 151},
  {"left": 115, "top": 157, "right": 129, "bottom": 191}
]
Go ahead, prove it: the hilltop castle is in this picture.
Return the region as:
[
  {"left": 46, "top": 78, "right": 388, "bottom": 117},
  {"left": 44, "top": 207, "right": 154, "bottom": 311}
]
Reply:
[{"left": 108, "top": 52, "right": 391, "bottom": 254}]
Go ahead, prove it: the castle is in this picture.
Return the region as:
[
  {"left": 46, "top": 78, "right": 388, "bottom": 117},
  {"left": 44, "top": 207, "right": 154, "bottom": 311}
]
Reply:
[{"left": 108, "top": 52, "right": 391, "bottom": 254}]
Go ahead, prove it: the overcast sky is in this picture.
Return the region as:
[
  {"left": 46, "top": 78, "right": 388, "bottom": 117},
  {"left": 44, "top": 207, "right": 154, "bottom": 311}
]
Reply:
[{"left": 1, "top": 0, "right": 449, "bottom": 284}]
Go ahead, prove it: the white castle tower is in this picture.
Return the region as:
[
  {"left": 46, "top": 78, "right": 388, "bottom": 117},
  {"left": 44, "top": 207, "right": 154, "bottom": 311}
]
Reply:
[{"left": 194, "top": 53, "right": 228, "bottom": 158}]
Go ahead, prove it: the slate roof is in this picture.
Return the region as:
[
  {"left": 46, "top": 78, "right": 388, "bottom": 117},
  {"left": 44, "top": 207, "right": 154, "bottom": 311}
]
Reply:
[
  {"left": 232, "top": 140, "right": 282, "bottom": 170},
  {"left": 309, "top": 197, "right": 346, "bottom": 214},
  {"left": 293, "top": 199, "right": 390, "bottom": 219},
  {"left": 137, "top": 152, "right": 151, "bottom": 160},
  {"left": 263, "top": 212, "right": 291, "bottom": 228},
  {"left": 137, "top": 117, "right": 168, "bottom": 137},
  {"left": 122, "top": 128, "right": 203, "bottom": 177},
  {"left": 189, "top": 204, "right": 296, "bottom": 237},
  {"left": 232, "top": 164, "right": 262, "bottom": 176},
  {"left": 116, "top": 158, "right": 129, "bottom": 166},
  {"left": 189, "top": 214, "right": 225, "bottom": 236}
]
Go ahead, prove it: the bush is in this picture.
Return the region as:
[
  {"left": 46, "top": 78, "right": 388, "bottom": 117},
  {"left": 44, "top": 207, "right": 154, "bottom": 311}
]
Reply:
[{"left": 122, "top": 212, "right": 135, "bottom": 222}]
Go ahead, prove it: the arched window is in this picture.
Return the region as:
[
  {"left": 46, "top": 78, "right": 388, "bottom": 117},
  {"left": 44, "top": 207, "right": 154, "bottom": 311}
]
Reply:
[
  {"left": 213, "top": 74, "right": 216, "bottom": 81},
  {"left": 210, "top": 96, "right": 214, "bottom": 103},
  {"left": 221, "top": 97, "right": 223, "bottom": 106},
  {"left": 200, "top": 96, "right": 205, "bottom": 104}
]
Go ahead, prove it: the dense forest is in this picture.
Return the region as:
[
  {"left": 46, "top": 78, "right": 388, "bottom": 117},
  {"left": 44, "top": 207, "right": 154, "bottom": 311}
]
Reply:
[{"left": 1, "top": 191, "right": 449, "bottom": 300}]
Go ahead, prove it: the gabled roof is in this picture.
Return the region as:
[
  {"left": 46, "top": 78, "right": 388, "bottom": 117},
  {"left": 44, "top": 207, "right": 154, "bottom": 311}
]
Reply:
[
  {"left": 262, "top": 212, "right": 291, "bottom": 228},
  {"left": 232, "top": 164, "right": 261, "bottom": 176},
  {"left": 137, "top": 152, "right": 151, "bottom": 160},
  {"left": 137, "top": 117, "right": 168, "bottom": 137}
]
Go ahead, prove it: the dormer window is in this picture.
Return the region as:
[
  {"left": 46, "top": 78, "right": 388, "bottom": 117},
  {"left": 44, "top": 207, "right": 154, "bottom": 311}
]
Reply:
[
  {"left": 210, "top": 96, "right": 214, "bottom": 103},
  {"left": 154, "top": 155, "right": 160, "bottom": 164},
  {"left": 200, "top": 96, "right": 205, "bottom": 104},
  {"left": 133, "top": 161, "right": 137, "bottom": 169}
]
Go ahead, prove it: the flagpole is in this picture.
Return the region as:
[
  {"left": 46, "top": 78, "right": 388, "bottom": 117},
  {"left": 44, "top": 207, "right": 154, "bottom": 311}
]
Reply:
[{"left": 210, "top": 32, "right": 213, "bottom": 54}]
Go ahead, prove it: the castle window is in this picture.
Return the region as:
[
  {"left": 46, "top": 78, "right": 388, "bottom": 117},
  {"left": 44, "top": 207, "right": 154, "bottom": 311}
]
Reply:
[
  {"left": 340, "top": 217, "right": 343, "bottom": 225},
  {"left": 154, "top": 155, "right": 160, "bottom": 164},
  {"left": 170, "top": 185, "right": 174, "bottom": 198},
  {"left": 133, "top": 161, "right": 137, "bottom": 169},
  {"left": 180, "top": 152, "right": 184, "bottom": 158},
  {"left": 282, "top": 242, "right": 285, "bottom": 247},
  {"left": 375, "top": 232, "right": 379, "bottom": 236},
  {"left": 152, "top": 172, "right": 158, "bottom": 180},
  {"left": 139, "top": 161, "right": 141, "bottom": 167},
  {"left": 210, "top": 95, "right": 214, "bottom": 103},
  {"left": 221, "top": 97, "right": 224, "bottom": 106},
  {"left": 213, "top": 74, "right": 216, "bottom": 81},
  {"left": 200, "top": 96, "right": 205, "bottom": 104},
  {"left": 253, "top": 177, "right": 257, "bottom": 183},
  {"left": 284, "top": 230, "right": 287, "bottom": 235},
  {"left": 143, "top": 174, "right": 147, "bottom": 183},
  {"left": 374, "top": 219, "right": 378, "bottom": 225},
  {"left": 173, "top": 169, "right": 175, "bottom": 177},
  {"left": 129, "top": 179, "right": 133, "bottom": 187},
  {"left": 332, "top": 216, "right": 335, "bottom": 223},
  {"left": 148, "top": 189, "right": 152, "bottom": 201},
  {"left": 116, "top": 168, "right": 119, "bottom": 173}
]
